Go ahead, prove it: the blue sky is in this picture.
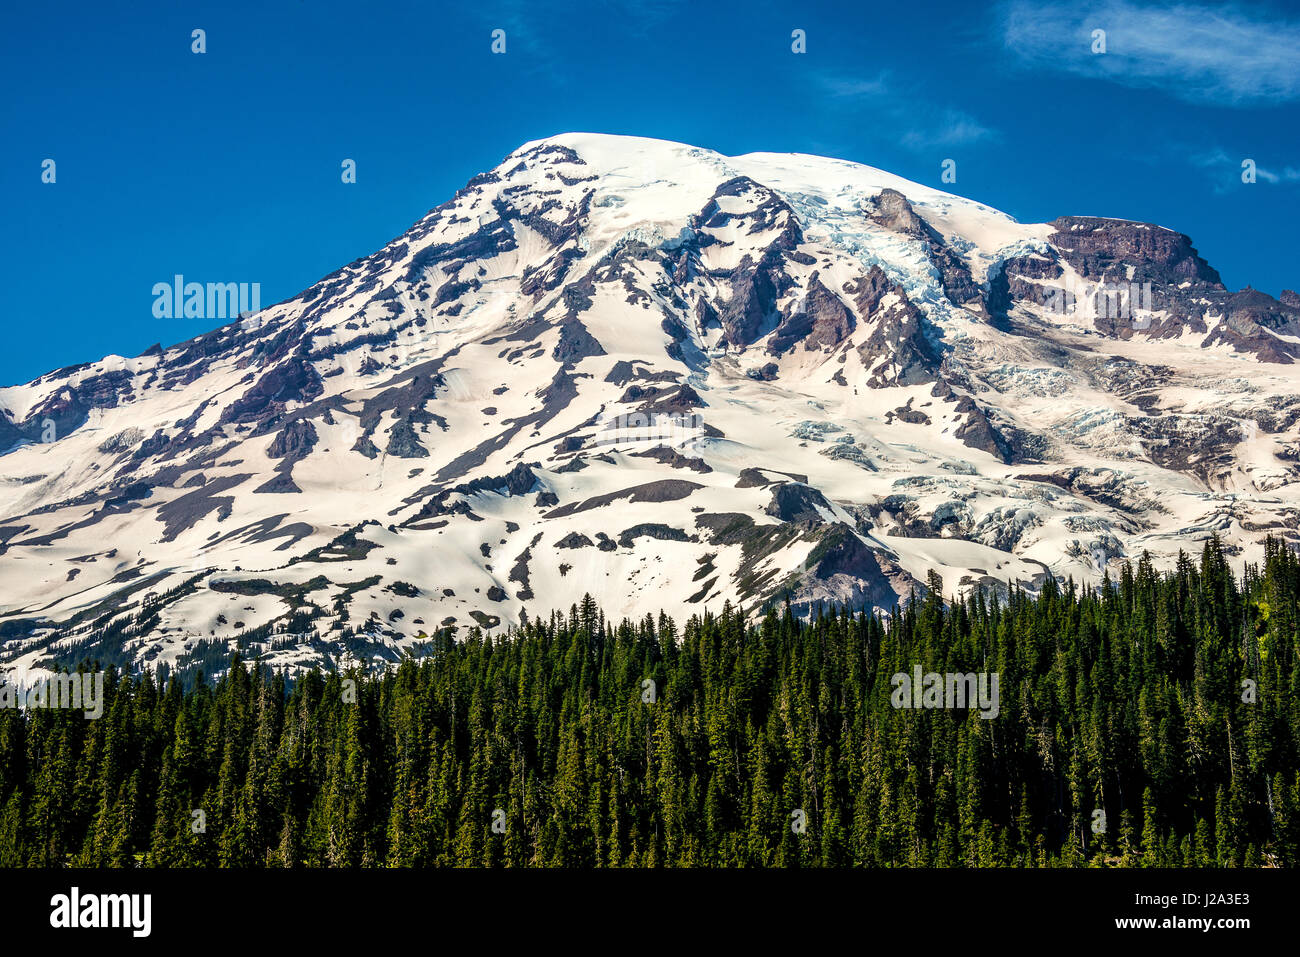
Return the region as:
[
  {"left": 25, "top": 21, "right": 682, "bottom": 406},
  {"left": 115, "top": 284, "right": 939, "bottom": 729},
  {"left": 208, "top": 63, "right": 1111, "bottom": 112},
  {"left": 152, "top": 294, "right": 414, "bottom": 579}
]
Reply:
[{"left": 2, "top": 0, "right": 1298, "bottom": 387}]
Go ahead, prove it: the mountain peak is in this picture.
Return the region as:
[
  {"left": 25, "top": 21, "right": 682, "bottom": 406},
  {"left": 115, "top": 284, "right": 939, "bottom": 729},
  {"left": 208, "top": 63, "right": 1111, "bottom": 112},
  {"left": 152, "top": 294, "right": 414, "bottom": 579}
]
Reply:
[{"left": 1, "top": 136, "right": 1298, "bottom": 683}]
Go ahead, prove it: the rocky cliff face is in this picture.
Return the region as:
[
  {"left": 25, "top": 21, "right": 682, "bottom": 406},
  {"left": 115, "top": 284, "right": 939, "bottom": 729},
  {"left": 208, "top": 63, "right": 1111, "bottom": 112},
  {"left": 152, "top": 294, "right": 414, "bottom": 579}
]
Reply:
[
  {"left": 1, "top": 133, "right": 1297, "bottom": 681},
  {"left": 994, "top": 217, "right": 1298, "bottom": 361}
]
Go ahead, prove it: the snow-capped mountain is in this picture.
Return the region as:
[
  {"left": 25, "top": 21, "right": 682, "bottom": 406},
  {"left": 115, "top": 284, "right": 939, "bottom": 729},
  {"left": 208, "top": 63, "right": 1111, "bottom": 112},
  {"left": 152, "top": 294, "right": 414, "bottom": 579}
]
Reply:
[{"left": 3, "top": 132, "right": 1298, "bottom": 680}]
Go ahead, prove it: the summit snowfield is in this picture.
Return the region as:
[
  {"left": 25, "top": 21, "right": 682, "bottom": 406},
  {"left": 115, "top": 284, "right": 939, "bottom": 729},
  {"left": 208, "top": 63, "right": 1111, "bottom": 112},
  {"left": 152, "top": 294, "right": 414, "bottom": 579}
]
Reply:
[{"left": 3, "top": 132, "right": 1299, "bottom": 681}]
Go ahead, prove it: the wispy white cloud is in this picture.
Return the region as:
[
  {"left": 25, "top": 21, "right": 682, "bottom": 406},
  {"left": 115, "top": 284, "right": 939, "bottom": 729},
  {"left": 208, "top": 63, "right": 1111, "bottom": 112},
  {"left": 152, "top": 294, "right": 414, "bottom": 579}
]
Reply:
[
  {"left": 815, "top": 72, "right": 997, "bottom": 152},
  {"left": 1259, "top": 167, "right": 1300, "bottom": 184},
  {"left": 1187, "top": 147, "right": 1300, "bottom": 193},
  {"left": 1000, "top": 0, "right": 1300, "bottom": 106},
  {"left": 820, "top": 73, "right": 891, "bottom": 99},
  {"left": 901, "top": 110, "right": 995, "bottom": 149}
]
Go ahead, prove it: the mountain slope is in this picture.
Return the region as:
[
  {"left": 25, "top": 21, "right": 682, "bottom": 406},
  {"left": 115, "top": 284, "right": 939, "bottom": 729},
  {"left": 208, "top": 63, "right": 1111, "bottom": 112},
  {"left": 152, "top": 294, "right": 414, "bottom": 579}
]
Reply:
[{"left": 2, "top": 132, "right": 1298, "bottom": 681}]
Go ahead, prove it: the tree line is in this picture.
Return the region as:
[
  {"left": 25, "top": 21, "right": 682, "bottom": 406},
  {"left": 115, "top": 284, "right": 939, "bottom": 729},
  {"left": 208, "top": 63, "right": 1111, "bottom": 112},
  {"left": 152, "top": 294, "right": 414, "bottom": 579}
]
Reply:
[{"left": 0, "top": 535, "right": 1296, "bottom": 867}]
